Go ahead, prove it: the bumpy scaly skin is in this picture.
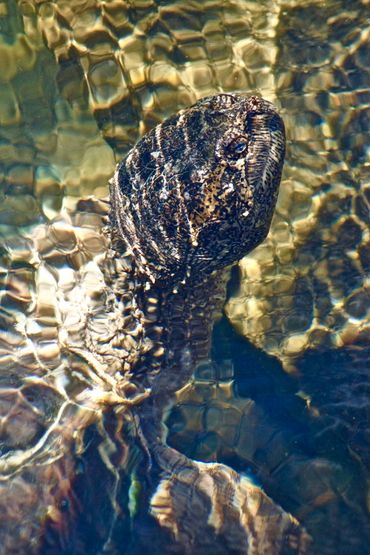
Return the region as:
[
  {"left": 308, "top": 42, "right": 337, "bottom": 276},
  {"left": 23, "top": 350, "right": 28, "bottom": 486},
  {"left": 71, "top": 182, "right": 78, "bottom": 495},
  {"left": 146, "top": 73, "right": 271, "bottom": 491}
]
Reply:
[
  {"left": 109, "top": 93, "right": 287, "bottom": 420},
  {"left": 110, "top": 93, "right": 286, "bottom": 400},
  {"left": 0, "top": 94, "right": 310, "bottom": 554}
]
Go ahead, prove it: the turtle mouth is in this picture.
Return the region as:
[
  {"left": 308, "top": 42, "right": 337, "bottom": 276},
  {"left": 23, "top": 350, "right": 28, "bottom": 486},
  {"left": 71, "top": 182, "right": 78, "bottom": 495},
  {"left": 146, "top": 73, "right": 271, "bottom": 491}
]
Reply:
[{"left": 245, "top": 111, "right": 286, "bottom": 195}]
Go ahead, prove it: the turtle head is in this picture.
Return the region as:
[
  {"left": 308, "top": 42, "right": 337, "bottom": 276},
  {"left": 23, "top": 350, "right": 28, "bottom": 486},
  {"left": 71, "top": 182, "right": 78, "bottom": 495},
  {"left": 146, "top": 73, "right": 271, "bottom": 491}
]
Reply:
[{"left": 110, "top": 93, "right": 285, "bottom": 285}]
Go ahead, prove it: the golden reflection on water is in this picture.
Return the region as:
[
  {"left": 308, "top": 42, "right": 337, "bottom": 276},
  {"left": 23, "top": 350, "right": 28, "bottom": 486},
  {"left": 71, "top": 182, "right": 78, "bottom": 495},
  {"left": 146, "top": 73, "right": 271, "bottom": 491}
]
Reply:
[
  {"left": 0, "top": 0, "right": 369, "bottom": 552},
  {"left": 1, "top": 0, "right": 368, "bottom": 361}
]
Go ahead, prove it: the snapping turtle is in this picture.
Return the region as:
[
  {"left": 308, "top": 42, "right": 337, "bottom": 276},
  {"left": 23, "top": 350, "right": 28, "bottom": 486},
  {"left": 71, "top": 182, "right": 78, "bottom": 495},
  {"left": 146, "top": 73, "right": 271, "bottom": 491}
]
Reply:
[{"left": 0, "top": 93, "right": 308, "bottom": 554}]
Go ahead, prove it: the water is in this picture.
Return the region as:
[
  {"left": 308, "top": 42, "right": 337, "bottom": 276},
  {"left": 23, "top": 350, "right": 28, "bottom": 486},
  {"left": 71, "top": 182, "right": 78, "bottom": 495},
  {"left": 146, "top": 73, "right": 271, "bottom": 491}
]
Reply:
[{"left": 0, "top": 0, "right": 369, "bottom": 553}]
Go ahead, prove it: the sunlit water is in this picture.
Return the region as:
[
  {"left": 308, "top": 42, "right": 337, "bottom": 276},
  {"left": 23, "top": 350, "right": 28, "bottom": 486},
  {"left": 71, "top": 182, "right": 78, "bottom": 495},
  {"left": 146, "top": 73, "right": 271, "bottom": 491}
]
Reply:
[{"left": 0, "top": 0, "right": 369, "bottom": 553}]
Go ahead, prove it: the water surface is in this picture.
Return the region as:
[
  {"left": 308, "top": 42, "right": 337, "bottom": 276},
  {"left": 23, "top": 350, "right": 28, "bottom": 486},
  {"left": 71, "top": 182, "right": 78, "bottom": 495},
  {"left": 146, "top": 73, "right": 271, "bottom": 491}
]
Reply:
[{"left": 0, "top": 1, "right": 369, "bottom": 553}]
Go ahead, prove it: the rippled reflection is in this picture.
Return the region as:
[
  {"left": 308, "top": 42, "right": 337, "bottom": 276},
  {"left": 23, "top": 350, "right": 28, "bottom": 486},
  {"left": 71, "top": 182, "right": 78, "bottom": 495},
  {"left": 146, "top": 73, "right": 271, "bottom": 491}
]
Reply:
[{"left": 0, "top": 1, "right": 369, "bottom": 553}]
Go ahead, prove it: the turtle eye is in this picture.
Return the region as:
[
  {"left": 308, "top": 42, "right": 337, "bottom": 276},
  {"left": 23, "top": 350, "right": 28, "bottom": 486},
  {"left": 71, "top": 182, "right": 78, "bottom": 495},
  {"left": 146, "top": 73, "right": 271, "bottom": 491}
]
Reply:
[{"left": 225, "top": 136, "right": 248, "bottom": 159}]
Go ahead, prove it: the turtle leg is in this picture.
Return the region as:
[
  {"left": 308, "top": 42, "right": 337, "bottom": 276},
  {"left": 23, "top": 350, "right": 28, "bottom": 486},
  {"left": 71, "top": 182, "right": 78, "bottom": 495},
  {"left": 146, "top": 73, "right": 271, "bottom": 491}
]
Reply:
[{"left": 128, "top": 396, "right": 311, "bottom": 555}]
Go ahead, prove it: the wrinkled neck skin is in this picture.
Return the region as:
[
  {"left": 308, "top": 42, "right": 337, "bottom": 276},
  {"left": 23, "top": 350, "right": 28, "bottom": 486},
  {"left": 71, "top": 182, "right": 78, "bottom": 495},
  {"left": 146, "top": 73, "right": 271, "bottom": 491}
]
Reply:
[
  {"left": 134, "top": 271, "right": 228, "bottom": 394},
  {"left": 109, "top": 232, "right": 229, "bottom": 464},
  {"left": 136, "top": 269, "right": 229, "bottom": 464}
]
